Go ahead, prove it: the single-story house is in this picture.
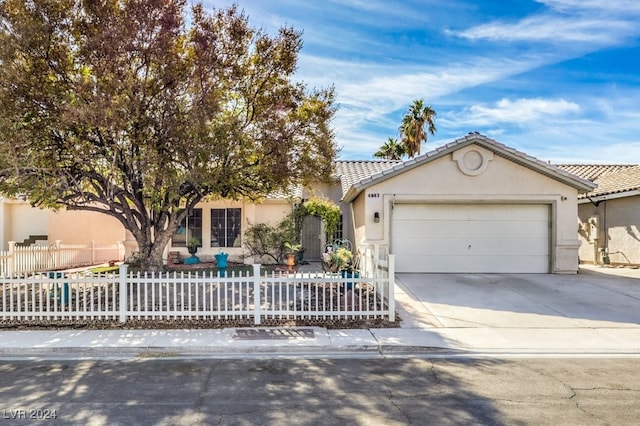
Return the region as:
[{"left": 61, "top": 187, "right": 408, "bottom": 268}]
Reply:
[
  {"left": 556, "top": 164, "right": 640, "bottom": 266},
  {"left": 336, "top": 133, "right": 595, "bottom": 273},
  {"left": 1, "top": 133, "right": 598, "bottom": 274}
]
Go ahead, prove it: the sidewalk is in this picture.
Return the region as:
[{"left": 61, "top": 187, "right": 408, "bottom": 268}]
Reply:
[
  {"left": 2, "top": 264, "right": 640, "bottom": 358},
  {"left": 2, "top": 325, "right": 639, "bottom": 358}
]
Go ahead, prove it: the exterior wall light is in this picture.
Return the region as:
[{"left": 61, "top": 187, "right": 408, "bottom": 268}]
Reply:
[{"left": 373, "top": 212, "right": 380, "bottom": 223}]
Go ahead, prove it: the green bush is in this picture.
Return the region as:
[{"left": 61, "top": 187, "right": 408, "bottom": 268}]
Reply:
[{"left": 243, "top": 216, "right": 297, "bottom": 264}]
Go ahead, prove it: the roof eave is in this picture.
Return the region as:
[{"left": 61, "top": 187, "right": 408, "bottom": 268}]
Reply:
[
  {"left": 470, "top": 138, "right": 597, "bottom": 193},
  {"left": 342, "top": 134, "right": 597, "bottom": 201},
  {"left": 578, "top": 189, "right": 640, "bottom": 204}
]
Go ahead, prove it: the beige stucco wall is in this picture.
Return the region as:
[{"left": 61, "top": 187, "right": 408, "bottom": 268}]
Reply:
[
  {"left": 48, "top": 209, "right": 126, "bottom": 245},
  {"left": 175, "top": 198, "right": 291, "bottom": 264},
  {"left": 1, "top": 197, "right": 293, "bottom": 264},
  {"left": 352, "top": 144, "right": 583, "bottom": 273},
  {"left": 577, "top": 195, "right": 640, "bottom": 265},
  {"left": 351, "top": 195, "right": 367, "bottom": 252},
  {"left": 0, "top": 199, "right": 49, "bottom": 249},
  {"left": 0, "top": 199, "right": 6, "bottom": 249}
]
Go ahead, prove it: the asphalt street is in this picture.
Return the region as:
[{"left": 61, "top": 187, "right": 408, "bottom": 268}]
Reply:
[{"left": 1, "top": 357, "right": 639, "bottom": 425}]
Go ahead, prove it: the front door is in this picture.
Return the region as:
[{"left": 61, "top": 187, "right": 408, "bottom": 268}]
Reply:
[{"left": 301, "top": 216, "right": 322, "bottom": 261}]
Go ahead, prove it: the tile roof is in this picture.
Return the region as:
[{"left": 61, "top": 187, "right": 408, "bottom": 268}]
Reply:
[
  {"left": 555, "top": 164, "right": 636, "bottom": 181},
  {"left": 555, "top": 164, "right": 640, "bottom": 199},
  {"left": 269, "top": 185, "right": 303, "bottom": 200},
  {"left": 334, "top": 160, "right": 400, "bottom": 196},
  {"left": 580, "top": 165, "right": 640, "bottom": 198}
]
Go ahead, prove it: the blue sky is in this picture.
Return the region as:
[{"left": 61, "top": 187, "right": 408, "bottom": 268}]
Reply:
[{"left": 206, "top": 0, "right": 640, "bottom": 163}]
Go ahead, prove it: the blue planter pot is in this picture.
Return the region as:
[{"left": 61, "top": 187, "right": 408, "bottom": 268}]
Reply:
[
  {"left": 48, "top": 272, "right": 69, "bottom": 305},
  {"left": 215, "top": 252, "right": 228, "bottom": 269},
  {"left": 341, "top": 270, "right": 360, "bottom": 290}
]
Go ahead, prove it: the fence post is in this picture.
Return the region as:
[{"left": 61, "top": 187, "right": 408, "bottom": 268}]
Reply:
[
  {"left": 119, "top": 263, "right": 128, "bottom": 323},
  {"left": 388, "top": 254, "right": 395, "bottom": 322},
  {"left": 119, "top": 241, "right": 126, "bottom": 261},
  {"left": 374, "top": 244, "right": 380, "bottom": 273},
  {"left": 54, "top": 240, "right": 62, "bottom": 270},
  {"left": 253, "top": 264, "right": 261, "bottom": 325},
  {"left": 363, "top": 247, "right": 370, "bottom": 278},
  {"left": 7, "top": 241, "right": 15, "bottom": 276}
]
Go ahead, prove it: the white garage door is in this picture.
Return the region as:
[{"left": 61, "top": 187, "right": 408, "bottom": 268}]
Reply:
[{"left": 391, "top": 204, "right": 550, "bottom": 273}]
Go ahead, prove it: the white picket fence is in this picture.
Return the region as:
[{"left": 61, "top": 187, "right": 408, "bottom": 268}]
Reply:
[
  {"left": 0, "top": 257, "right": 395, "bottom": 324},
  {"left": 0, "top": 241, "right": 125, "bottom": 276}
]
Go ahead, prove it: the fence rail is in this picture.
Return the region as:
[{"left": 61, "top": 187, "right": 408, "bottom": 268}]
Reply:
[
  {"left": 1, "top": 258, "right": 395, "bottom": 324},
  {"left": 0, "top": 241, "right": 125, "bottom": 276}
]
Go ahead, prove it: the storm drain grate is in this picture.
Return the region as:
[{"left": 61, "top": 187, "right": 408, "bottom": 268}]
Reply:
[{"left": 232, "top": 328, "right": 315, "bottom": 340}]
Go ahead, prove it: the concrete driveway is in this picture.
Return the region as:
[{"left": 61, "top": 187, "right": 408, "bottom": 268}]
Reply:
[{"left": 395, "top": 265, "right": 640, "bottom": 330}]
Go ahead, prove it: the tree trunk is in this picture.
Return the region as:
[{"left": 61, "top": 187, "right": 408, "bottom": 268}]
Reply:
[
  {"left": 139, "top": 248, "right": 165, "bottom": 272},
  {"left": 135, "top": 231, "right": 172, "bottom": 272}
]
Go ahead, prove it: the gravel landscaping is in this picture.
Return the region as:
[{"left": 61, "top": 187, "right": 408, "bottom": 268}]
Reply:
[{"left": 0, "top": 316, "right": 400, "bottom": 331}]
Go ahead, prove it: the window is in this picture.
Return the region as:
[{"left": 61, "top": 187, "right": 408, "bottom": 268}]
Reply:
[
  {"left": 172, "top": 209, "right": 202, "bottom": 247},
  {"left": 333, "top": 214, "right": 344, "bottom": 241},
  {"left": 211, "top": 208, "right": 241, "bottom": 248}
]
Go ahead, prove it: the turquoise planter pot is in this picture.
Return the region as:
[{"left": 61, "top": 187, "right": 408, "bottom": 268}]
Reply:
[
  {"left": 341, "top": 270, "right": 359, "bottom": 290},
  {"left": 48, "top": 272, "right": 69, "bottom": 305},
  {"left": 215, "top": 252, "right": 229, "bottom": 269}
]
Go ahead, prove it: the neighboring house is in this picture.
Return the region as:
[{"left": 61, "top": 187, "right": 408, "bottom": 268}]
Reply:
[
  {"left": 0, "top": 197, "right": 127, "bottom": 248},
  {"left": 1, "top": 133, "right": 597, "bottom": 273},
  {"left": 557, "top": 164, "right": 640, "bottom": 266}
]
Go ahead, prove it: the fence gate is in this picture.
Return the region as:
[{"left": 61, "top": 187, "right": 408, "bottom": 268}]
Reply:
[{"left": 301, "top": 216, "right": 322, "bottom": 261}]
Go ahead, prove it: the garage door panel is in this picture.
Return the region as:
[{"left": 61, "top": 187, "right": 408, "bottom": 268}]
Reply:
[
  {"left": 408, "top": 238, "right": 549, "bottom": 256},
  {"left": 396, "top": 254, "right": 550, "bottom": 273},
  {"left": 435, "top": 220, "right": 548, "bottom": 239},
  {"left": 401, "top": 239, "right": 472, "bottom": 256},
  {"left": 468, "top": 238, "right": 549, "bottom": 256},
  {"left": 494, "top": 221, "right": 548, "bottom": 239},
  {"left": 391, "top": 204, "right": 550, "bottom": 273},
  {"left": 396, "top": 222, "right": 473, "bottom": 239},
  {"left": 393, "top": 229, "right": 549, "bottom": 254},
  {"left": 394, "top": 204, "right": 465, "bottom": 220}
]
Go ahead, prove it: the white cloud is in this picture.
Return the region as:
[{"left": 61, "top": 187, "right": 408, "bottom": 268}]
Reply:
[
  {"left": 319, "top": 57, "right": 549, "bottom": 156},
  {"left": 452, "top": 1, "right": 640, "bottom": 44},
  {"left": 311, "top": 54, "right": 537, "bottom": 110},
  {"left": 455, "top": 17, "right": 634, "bottom": 44},
  {"left": 443, "top": 98, "right": 581, "bottom": 127},
  {"left": 539, "top": 0, "right": 640, "bottom": 14},
  {"left": 201, "top": 0, "right": 640, "bottom": 164}
]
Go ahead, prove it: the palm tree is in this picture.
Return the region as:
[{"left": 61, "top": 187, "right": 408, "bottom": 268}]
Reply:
[
  {"left": 399, "top": 99, "right": 436, "bottom": 158},
  {"left": 374, "top": 137, "right": 406, "bottom": 160}
]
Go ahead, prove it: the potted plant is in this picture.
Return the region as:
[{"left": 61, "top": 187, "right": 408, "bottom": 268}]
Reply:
[
  {"left": 322, "top": 242, "right": 359, "bottom": 289},
  {"left": 284, "top": 242, "right": 302, "bottom": 267},
  {"left": 322, "top": 245, "right": 353, "bottom": 273},
  {"left": 187, "top": 237, "right": 201, "bottom": 255}
]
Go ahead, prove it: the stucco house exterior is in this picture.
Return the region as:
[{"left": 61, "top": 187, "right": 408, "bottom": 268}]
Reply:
[
  {"left": 0, "top": 198, "right": 127, "bottom": 248},
  {"left": 1, "top": 133, "right": 597, "bottom": 274},
  {"left": 335, "top": 133, "right": 595, "bottom": 273},
  {"left": 0, "top": 194, "right": 297, "bottom": 265},
  {"left": 557, "top": 164, "right": 640, "bottom": 266}
]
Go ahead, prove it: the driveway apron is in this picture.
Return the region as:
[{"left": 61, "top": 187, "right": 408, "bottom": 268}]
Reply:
[{"left": 394, "top": 266, "right": 640, "bottom": 330}]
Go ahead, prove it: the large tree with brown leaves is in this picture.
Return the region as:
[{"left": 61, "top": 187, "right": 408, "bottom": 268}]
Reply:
[{"left": 0, "top": 0, "right": 337, "bottom": 270}]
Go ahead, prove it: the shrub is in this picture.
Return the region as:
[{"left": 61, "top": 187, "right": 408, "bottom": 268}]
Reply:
[{"left": 243, "top": 216, "right": 297, "bottom": 264}]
